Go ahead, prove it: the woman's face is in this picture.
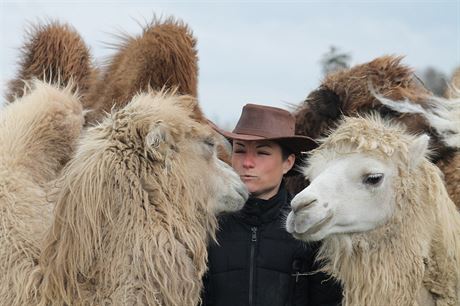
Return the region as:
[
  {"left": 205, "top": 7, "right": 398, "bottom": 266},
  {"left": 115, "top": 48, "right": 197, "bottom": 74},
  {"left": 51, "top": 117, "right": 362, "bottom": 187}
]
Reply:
[{"left": 231, "top": 140, "right": 294, "bottom": 200}]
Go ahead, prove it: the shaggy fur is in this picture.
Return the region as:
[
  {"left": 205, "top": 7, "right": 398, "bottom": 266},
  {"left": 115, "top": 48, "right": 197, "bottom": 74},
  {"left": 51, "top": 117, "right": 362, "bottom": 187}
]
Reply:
[
  {"left": 5, "top": 21, "right": 98, "bottom": 106},
  {"left": 308, "top": 115, "right": 460, "bottom": 305},
  {"left": 0, "top": 80, "right": 84, "bottom": 305},
  {"left": 85, "top": 17, "right": 199, "bottom": 125},
  {"left": 287, "top": 55, "right": 460, "bottom": 209}
]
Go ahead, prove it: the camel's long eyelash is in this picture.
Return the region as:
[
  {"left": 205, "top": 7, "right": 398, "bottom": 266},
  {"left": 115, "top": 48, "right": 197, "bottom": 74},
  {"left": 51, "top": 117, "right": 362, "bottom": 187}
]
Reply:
[{"left": 362, "top": 173, "right": 384, "bottom": 186}]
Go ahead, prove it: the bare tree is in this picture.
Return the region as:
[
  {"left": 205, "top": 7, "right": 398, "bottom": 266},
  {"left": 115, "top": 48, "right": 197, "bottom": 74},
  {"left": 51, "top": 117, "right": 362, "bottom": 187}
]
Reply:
[
  {"left": 320, "top": 46, "right": 351, "bottom": 76},
  {"left": 419, "top": 67, "right": 447, "bottom": 96}
]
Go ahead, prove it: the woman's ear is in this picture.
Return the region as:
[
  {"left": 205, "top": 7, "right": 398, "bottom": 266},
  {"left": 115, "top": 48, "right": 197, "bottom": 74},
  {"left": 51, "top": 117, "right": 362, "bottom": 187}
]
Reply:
[{"left": 282, "top": 154, "right": 296, "bottom": 174}]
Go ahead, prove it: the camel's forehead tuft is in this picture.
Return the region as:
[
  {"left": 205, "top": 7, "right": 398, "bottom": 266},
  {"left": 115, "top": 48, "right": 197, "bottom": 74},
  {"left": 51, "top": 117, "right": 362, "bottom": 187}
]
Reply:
[
  {"left": 115, "top": 91, "right": 199, "bottom": 129},
  {"left": 96, "top": 91, "right": 208, "bottom": 151},
  {"left": 319, "top": 114, "right": 412, "bottom": 159}
]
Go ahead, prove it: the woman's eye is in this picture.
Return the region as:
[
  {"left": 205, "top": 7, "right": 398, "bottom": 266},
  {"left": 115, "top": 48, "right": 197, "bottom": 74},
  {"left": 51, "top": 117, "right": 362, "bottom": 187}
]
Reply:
[
  {"left": 258, "top": 151, "right": 270, "bottom": 155},
  {"left": 233, "top": 150, "right": 245, "bottom": 154},
  {"left": 362, "top": 173, "right": 384, "bottom": 186}
]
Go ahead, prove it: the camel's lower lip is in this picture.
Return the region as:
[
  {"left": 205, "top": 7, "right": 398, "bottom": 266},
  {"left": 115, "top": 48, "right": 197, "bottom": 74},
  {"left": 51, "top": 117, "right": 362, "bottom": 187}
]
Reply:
[{"left": 297, "top": 211, "right": 334, "bottom": 236}]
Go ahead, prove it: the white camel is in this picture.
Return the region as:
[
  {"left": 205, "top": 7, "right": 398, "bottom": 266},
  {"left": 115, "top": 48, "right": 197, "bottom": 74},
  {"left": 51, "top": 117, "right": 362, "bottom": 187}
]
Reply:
[{"left": 286, "top": 115, "right": 460, "bottom": 306}]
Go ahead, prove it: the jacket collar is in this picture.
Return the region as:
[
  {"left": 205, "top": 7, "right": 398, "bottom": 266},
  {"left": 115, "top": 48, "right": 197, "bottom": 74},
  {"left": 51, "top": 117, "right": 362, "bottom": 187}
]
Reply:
[{"left": 238, "top": 181, "right": 290, "bottom": 225}]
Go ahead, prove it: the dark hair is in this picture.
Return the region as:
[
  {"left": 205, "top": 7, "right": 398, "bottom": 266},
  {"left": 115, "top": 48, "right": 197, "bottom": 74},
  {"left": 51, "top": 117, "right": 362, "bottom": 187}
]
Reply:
[{"left": 278, "top": 142, "right": 294, "bottom": 161}]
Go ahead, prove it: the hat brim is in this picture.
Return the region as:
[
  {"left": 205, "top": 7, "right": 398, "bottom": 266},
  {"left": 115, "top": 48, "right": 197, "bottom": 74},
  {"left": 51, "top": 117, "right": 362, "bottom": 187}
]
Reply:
[{"left": 218, "top": 130, "right": 318, "bottom": 154}]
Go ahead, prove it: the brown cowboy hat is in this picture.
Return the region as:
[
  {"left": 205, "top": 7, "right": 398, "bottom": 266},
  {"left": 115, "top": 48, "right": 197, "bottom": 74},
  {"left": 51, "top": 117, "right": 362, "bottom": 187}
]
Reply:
[
  {"left": 211, "top": 104, "right": 318, "bottom": 176},
  {"left": 217, "top": 103, "right": 317, "bottom": 154}
]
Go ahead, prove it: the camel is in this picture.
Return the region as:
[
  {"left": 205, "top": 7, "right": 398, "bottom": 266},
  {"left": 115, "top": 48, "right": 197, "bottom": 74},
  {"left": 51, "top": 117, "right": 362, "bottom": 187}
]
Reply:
[
  {"left": 286, "top": 114, "right": 460, "bottom": 306},
  {"left": 286, "top": 55, "right": 460, "bottom": 209},
  {"left": 0, "top": 81, "right": 248, "bottom": 305}
]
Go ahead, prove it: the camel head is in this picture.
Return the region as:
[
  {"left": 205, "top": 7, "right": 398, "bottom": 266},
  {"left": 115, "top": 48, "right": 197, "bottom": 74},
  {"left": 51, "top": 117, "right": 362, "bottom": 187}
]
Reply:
[
  {"left": 286, "top": 115, "right": 430, "bottom": 241},
  {"left": 121, "top": 91, "right": 248, "bottom": 215},
  {"left": 79, "top": 90, "right": 248, "bottom": 217}
]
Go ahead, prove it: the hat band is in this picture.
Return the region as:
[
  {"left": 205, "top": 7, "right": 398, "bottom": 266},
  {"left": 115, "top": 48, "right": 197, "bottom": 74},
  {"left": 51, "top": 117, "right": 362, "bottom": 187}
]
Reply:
[{"left": 233, "top": 127, "right": 294, "bottom": 139}]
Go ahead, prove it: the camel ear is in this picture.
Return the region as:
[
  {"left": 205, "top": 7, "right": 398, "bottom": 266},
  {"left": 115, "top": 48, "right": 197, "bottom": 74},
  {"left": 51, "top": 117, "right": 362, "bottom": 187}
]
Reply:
[
  {"left": 408, "top": 134, "right": 429, "bottom": 169},
  {"left": 146, "top": 121, "right": 171, "bottom": 148}
]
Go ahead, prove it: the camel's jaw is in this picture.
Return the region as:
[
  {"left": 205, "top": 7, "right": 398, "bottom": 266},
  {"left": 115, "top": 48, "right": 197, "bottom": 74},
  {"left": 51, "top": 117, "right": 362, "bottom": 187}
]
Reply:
[{"left": 216, "top": 186, "right": 248, "bottom": 214}]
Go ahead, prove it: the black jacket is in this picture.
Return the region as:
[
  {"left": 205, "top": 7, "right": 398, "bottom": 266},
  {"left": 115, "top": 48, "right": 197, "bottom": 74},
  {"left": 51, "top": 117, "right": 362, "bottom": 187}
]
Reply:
[{"left": 202, "top": 183, "right": 342, "bottom": 306}]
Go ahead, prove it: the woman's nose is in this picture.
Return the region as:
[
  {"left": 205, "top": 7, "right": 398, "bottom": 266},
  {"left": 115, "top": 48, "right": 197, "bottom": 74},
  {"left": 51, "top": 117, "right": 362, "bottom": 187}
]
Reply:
[{"left": 242, "top": 153, "right": 255, "bottom": 168}]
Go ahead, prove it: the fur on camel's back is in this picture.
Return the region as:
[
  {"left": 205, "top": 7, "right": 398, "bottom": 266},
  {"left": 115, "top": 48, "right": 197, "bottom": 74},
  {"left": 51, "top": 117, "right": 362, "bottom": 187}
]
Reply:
[
  {"left": 85, "top": 17, "right": 200, "bottom": 125},
  {"left": 4, "top": 21, "right": 98, "bottom": 107},
  {"left": 0, "top": 80, "right": 84, "bottom": 305},
  {"left": 4, "top": 18, "right": 232, "bottom": 166}
]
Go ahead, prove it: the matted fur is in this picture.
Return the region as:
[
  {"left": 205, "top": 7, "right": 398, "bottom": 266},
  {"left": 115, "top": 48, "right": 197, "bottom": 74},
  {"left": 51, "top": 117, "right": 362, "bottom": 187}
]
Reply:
[
  {"left": 34, "top": 91, "right": 230, "bottom": 305},
  {"left": 306, "top": 115, "right": 460, "bottom": 305},
  {"left": 5, "top": 21, "right": 98, "bottom": 106},
  {"left": 0, "top": 80, "right": 84, "bottom": 305},
  {"left": 85, "top": 17, "right": 199, "bottom": 125},
  {"left": 287, "top": 55, "right": 460, "bottom": 209}
]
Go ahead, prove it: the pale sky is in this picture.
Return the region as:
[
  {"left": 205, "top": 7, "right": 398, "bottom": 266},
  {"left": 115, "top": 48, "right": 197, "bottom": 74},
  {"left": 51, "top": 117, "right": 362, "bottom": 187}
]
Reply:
[{"left": 1, "top": 0, "right": 459, "bottom": 128}]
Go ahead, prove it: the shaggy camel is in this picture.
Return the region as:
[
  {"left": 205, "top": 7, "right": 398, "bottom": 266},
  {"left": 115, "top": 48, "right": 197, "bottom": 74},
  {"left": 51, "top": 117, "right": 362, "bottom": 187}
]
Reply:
[
  {"left": 0, "top": 82, "right": 248, "bottom": 305},
  {"left": 4, "top": 21, "right": 98, "bottom": 105},
  {"left": 286, "top": 115, "right": 460, "bottom": 306},
  {"left": 0, "top": 80, "right": 85, "bottom": 305},
  {"left": 286, "top": 55, "right": 460, "bottom": 209}
]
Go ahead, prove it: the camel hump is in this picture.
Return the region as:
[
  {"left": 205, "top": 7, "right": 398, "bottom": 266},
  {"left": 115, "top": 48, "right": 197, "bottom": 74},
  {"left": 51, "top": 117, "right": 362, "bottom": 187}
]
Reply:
[{"left": 5, "top": 20, "right": 98, "bottom": 105}]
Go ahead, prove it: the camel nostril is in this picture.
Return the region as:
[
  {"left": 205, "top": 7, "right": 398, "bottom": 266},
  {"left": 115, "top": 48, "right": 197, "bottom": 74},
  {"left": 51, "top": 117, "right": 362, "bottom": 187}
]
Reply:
[{"left": 292, "top": 199, "right": 317, "bottom": 214}]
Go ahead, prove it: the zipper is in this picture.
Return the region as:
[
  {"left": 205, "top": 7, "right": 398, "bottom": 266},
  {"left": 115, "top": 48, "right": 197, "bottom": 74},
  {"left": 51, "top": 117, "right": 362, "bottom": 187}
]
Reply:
[{"left": 249, "top": 226, "right": 257, "bottom": 306}]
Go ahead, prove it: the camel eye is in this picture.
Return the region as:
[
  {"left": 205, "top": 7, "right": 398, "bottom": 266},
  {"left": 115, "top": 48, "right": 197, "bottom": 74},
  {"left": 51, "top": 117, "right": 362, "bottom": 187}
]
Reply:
[
  {"left": 201, "top": 137, "right": 216, "bottom": 158},
  {"left": 363, "top": 173, "right": 384, "bottom": 186},
  {"left": 204, "top": 138, "right": 215, "bottom": 148}
]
